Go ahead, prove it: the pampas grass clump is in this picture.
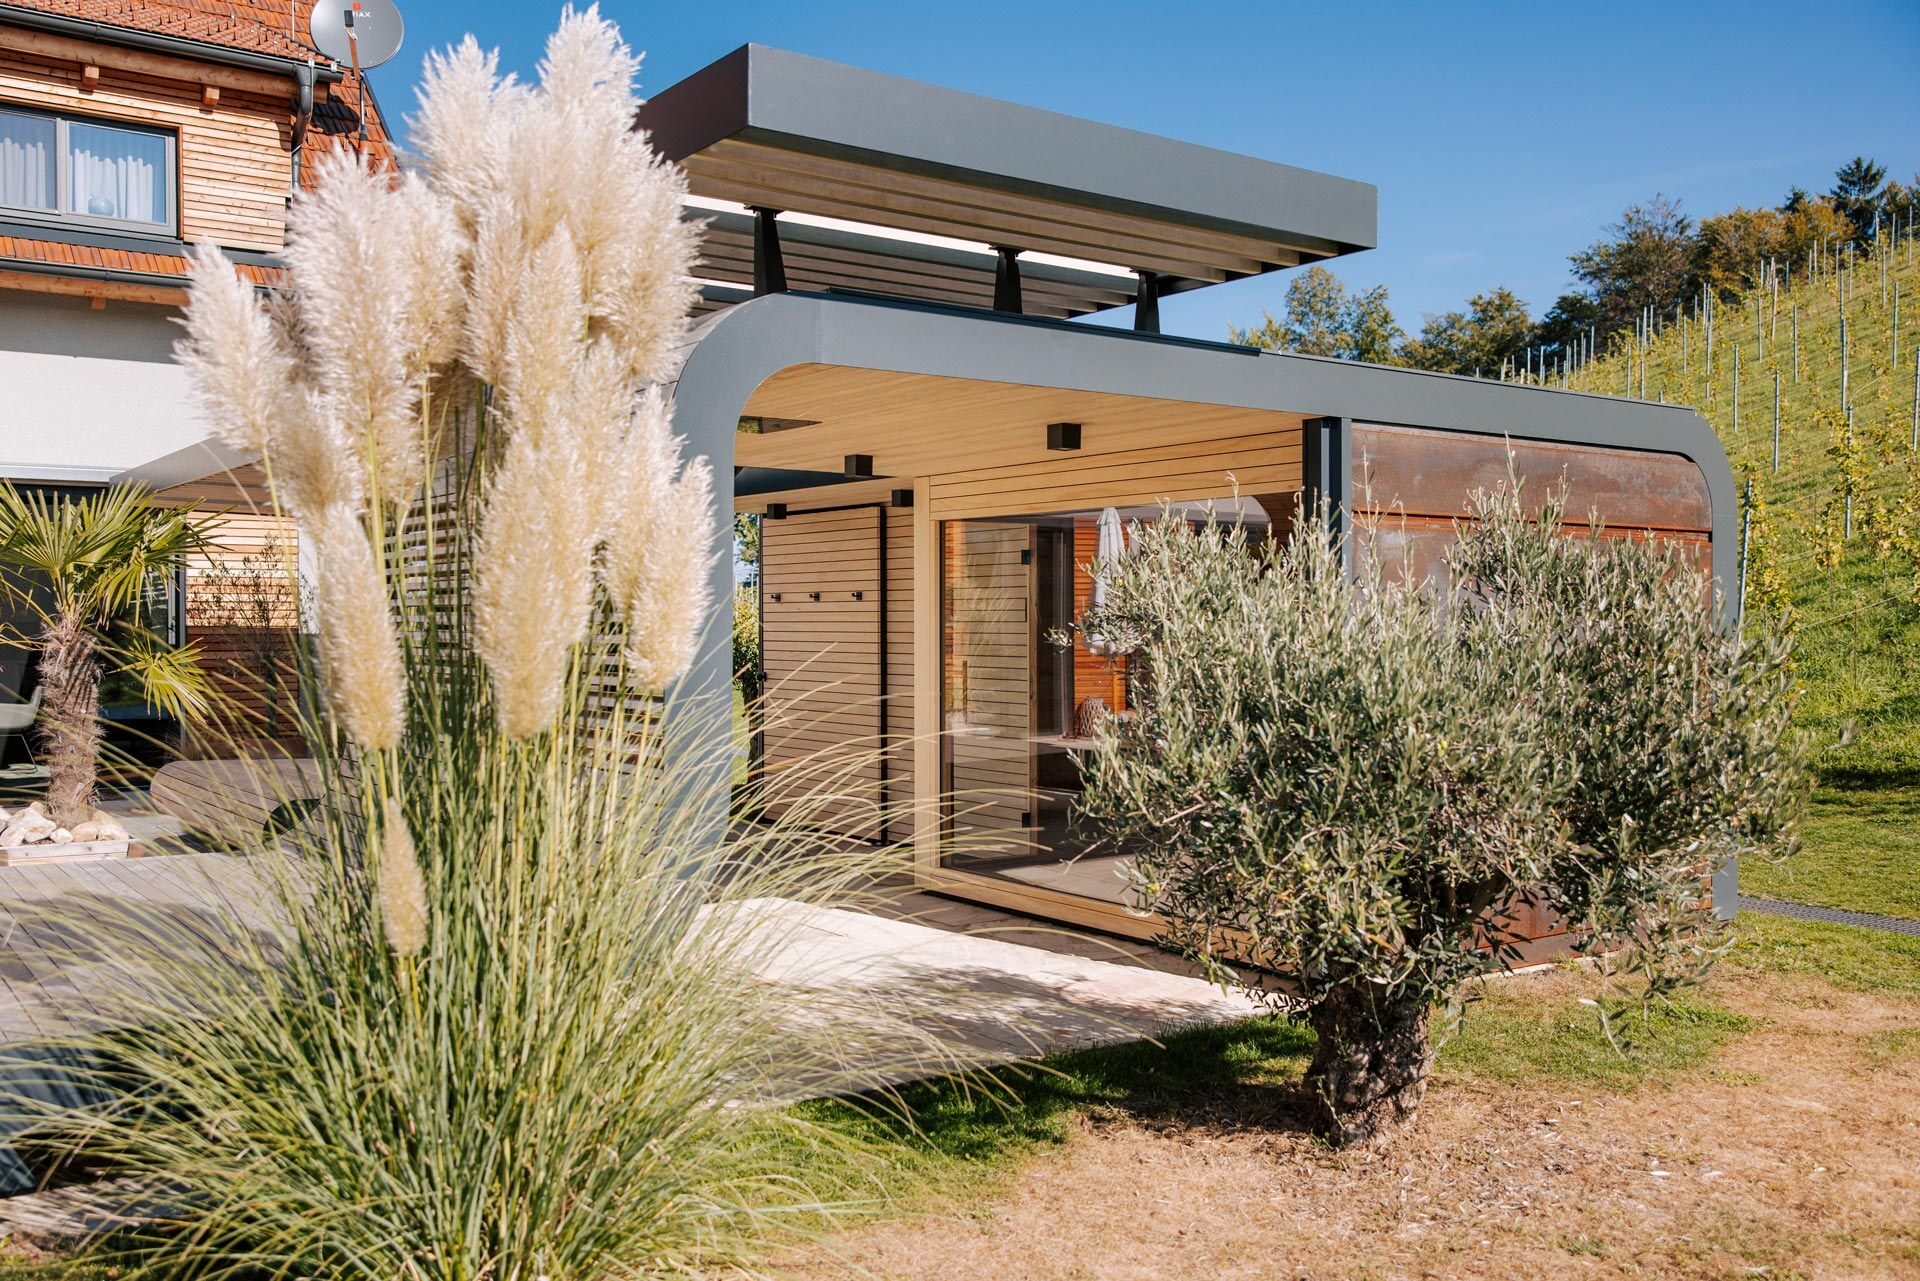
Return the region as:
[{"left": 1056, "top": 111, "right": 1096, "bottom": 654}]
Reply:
[{"left": 22, "top": 8, "right": 970, "bottom": 1278}]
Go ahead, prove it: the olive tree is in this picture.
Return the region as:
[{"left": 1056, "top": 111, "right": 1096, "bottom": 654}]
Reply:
[{"left": 1073, "top": 485, "right": 1805, "bottom": 1147}]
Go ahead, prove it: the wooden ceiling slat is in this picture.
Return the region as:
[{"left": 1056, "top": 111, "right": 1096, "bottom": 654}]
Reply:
[
  {"left": 697, "top": 228, "right": 1136, "bottom": 309},
  {"left": 708, "top": 137, "right": 1303, "bottom": 267},
  {"left": 732, "top": 365, "right": 1303, "bottom": 501},
  {"left": 683, "top": 161, "right": 1238, "bottom": 282}
]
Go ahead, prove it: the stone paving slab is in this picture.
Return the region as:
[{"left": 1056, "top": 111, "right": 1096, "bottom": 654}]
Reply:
[{"left": 1737, "top": 894, "right": 1920, "bottom": 937}]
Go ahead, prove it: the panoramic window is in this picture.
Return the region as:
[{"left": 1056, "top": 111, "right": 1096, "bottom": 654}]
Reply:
[
  {"left": 0, "top": 105, "right": 174, "bottom": 233},
  {"left": 938, "top": 495, "right": 1276, "bottom": 908}
]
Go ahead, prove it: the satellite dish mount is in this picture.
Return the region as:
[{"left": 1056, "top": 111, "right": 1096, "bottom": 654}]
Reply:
[{"left": 309, "top": 0, "right": 405, "bottom": 156}]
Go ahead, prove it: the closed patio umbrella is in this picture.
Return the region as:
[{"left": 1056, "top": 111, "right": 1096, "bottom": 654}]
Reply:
[{"left": 1089, "top": 506, "right": 1124, "bottom": 610}]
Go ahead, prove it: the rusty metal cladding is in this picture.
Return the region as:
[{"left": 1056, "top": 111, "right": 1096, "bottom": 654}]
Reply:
[{"left": 1352, "top": 423, "right": 1714, "bottom": 534}]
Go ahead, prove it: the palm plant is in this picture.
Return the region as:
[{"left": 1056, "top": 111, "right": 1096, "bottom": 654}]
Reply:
[{"left": 0, "top": 483, "right": 212, "bottom": 824}]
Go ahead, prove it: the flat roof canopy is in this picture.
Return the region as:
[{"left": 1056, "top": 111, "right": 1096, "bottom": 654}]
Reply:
[
  {"left": 732, "top": 362, "right": 1306, "bottom": 510},
  {"left": 642, "top": 45, "right": 1378, "bottom": 315}
]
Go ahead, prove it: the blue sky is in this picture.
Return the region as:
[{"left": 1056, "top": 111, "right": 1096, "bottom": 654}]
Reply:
[{"left": 367, "top": 0, "right": 1920, "bottom": 343}]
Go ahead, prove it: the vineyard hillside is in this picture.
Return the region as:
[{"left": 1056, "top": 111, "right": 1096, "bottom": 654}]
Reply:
[{"left": 1561, "top": 238, "right": 1920, "bottom": 785}]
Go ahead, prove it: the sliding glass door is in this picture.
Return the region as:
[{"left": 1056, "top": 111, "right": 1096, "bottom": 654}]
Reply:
[{"left": 937, "top": 496, "right": 1275, "bottom": 912}]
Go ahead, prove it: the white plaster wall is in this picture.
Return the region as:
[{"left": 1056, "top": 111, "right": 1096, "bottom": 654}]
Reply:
[{"left": 0, "top": 291, "right": 210, "bottom": 483}]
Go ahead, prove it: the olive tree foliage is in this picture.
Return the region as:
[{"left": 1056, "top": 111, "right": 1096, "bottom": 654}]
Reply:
[{"left": 1071, "top": 483, "right": 1807, "bottom": 1147}]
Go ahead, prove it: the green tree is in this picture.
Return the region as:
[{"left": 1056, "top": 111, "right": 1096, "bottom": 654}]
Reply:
[
  {"left": 1229, "top": 265, "right": 1403, "bottom": 363},
  {"left": 1074, "top": 486, "right": 1805, "bottom": 1146},
  {"left": 1529, "top": 291, "right": 1601, "bottom": 365},
  {"left": 1830, "top": 156, "right": 1888, "bottom": 239},
  {"left": 734, "top": 512, "right": 761, "bottom": 586},
  {"left": 1570, "top": 195, "right": 1698, "bottom": 333},
  {"left": 1399, "top": 286, "right": 1532, "bottom": 375},
  {"left": 0, "top": 483, "right": 212, "bottom": 824}
]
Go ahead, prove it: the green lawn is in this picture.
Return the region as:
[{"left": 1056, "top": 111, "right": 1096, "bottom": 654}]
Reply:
[
  {"left": 802, "top": 971, "right": 1760, "bottom": 1184},
  {"left": 1741, "top": 784, "right": 1920, "bottom": 919}
]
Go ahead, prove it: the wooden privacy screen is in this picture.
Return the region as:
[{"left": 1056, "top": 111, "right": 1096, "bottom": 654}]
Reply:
[
  {"left": 759, "top": 505, "right": 887, "bottom": 840},
  {"left": 183, "top": 512, "right": 303, "bottom": 759},
  {"left": 1352, "top": 423, "right": 1714, "bottom": 587}
]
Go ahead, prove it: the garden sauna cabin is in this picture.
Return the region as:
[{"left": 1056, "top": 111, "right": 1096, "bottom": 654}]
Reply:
[
  {"left": 643, "top": 46, "right": 1737, "bottom": 945},
  {"left": 113, "top": 43, "right": 1736, "bottom": 942}
]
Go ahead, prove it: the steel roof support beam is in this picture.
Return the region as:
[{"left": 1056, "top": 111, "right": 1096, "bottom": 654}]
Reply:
[
  {"left": 751, "top": 206, "right": 787, "bottom": 296},
  {"left": 992, "top": 246, "right": 1022, "bottom": 314}
]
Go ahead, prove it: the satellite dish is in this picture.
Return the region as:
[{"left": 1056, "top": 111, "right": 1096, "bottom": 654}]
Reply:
[{"left": 310, "top": 0, "right": 405, "bottom": 70}]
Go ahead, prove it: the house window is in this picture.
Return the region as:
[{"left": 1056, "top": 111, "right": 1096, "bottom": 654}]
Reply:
[{"left": 0, "top": 105, "right": 175, "bottom": 234}]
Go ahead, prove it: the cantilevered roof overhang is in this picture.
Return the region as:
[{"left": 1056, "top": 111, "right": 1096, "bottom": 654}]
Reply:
[{"left": 641, "top": 45, "right": 1378, "bottom": 316}]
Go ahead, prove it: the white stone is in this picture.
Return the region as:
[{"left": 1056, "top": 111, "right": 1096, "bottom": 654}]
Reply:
[
  {"left": 0, "top": 825, "right": 27, "bottom": 848},
  {"left": 48, "top": 829, "right": 70, "bottom": 845},
  {"left": 67, "top": 822, "right": 101, "bottom": 842},
  {"left": 94, "top": 822, "right": 131, "bottom": 842}
]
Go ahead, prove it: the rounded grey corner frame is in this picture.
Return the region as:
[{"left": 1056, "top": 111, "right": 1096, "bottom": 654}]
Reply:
[{"left": 668, "top": 290, "right": 1740, "bottom": 915}]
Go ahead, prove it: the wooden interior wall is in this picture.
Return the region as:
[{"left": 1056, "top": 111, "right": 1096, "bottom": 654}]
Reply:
[
  {"left": 182, "top": 511, "right": 302, "bottom": 758},
  {"left": 759, "top": 506, "right": 885, "bottom": 839},
  {"left": 0, "top": 39, "right": 294, "bottom": 252},
  {"left": 940, "top": 520, "right": 1034, "bottom": 842},
  {"left": 1070, "top": 519, "right": 1128, "bottom": 716}
]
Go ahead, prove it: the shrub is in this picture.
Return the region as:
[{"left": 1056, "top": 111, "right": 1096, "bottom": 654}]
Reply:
[{"left": 1074, "top": 486, "right": 1807, "bottom": 1146}]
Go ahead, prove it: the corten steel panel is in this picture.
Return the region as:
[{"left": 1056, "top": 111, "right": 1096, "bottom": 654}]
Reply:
[
  {"left": 1359, "top": 514, "right": 1713, "bottom": 591},
  {"left": 1352, "top": 423, "right": 1713, "bottom": 533}
]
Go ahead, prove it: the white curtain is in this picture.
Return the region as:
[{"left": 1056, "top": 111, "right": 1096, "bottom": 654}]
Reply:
[
  {"left": 0, "top": 110, "right": 54, "bottom": 211},
  {"left": 68, "top": 123, "right": 164, "bottom": 224}
]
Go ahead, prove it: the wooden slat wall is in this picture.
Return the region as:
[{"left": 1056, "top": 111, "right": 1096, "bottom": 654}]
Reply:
[
  {"left": 928, "top": 429, "right": 1304, "bottom": 520},
  {"left": 182, "top": 512, "right": 302, "bottom": 758},
  {"left": 0, "top": 45, "right": 293, "bottom": 252},
  {"left": 760, "top": 506, "right": 885, "bottom": 839}
]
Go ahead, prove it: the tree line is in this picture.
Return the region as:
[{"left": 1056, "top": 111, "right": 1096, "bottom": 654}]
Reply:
[{"left": 1230, "top": 157, "right": 1916, "bottom": 377}]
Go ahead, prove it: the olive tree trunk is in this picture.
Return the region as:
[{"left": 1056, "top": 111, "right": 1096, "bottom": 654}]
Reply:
[
  {"left": 38, "top": 612, "right": 102, "bottom": 828},
  {"left": 1305, "top": 983, "right": 1435, "bottom": 1148}
]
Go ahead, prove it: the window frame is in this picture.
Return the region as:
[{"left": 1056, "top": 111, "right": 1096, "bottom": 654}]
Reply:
[{"left": 0, "top": 102, "right": 179, "bottom": 238}]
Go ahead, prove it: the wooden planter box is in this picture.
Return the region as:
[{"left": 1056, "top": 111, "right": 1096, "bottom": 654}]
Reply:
[{"left": 0, "top": 838, "right": 134, "bottom": 866}]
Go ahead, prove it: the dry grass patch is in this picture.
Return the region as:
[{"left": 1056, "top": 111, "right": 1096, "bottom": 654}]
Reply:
[{"left": 784, "top": 962, "right": 1920, "bottom": 1280}]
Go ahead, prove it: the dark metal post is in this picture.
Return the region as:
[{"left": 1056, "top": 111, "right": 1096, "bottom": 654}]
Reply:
[
  {"left": 751, "top": 207, "right": 788, "bottom": 296},
  {"left": 992, "top": 246, "right": 1023, "bottom": 314},
  {"left": 1300, "top": 416, "right": 1352, "bottom": 573},
  {"left": 1133, "top": 271, "right": 1160, "bottom": 334}
]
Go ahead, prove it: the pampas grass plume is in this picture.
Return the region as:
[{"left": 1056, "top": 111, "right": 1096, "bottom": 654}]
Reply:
[
  {"left": 378, "top": 796, "right": 427, "bottom": 957},
  {"left": 311, "top": 503, "right": 406, "bottom": 751},
  {"left": 607, "top": 392, "right": 714, "bottom": 689}
]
